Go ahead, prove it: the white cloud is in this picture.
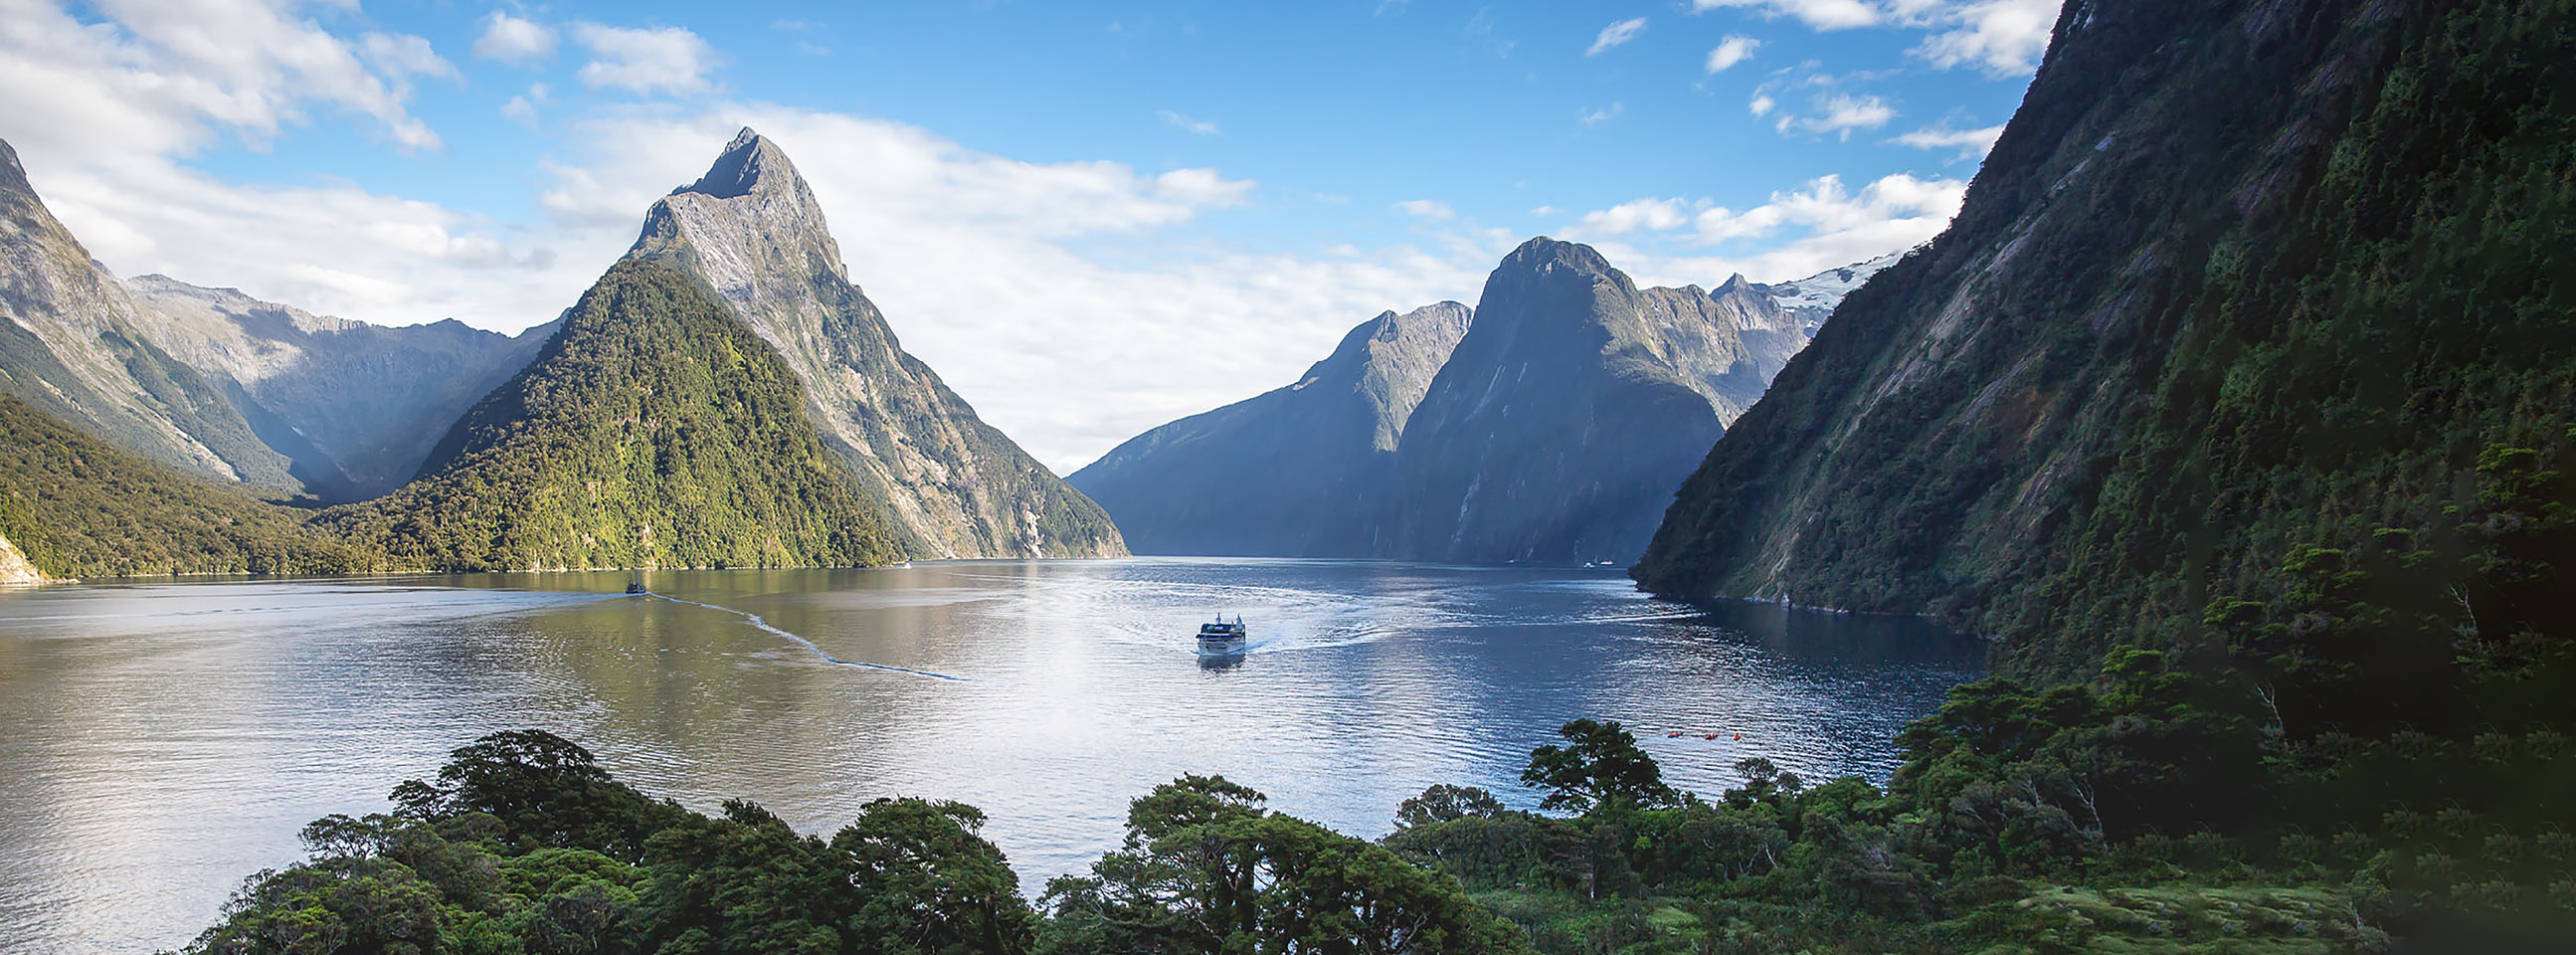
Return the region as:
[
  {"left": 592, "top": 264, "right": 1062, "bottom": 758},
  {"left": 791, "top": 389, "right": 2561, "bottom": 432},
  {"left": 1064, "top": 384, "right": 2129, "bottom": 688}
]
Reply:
[
  {"left": 500, "top": 84, "right": 546, "bottom": 128},
  {"left": 1577, "top": 198, "right": 1693, "bottom": 235},
  {"left": 359, "top": 33, "right": 457, "bottom": 93},
  {"left": 1777, "top": 94, "right": 1895, "bottom": 138},
  {"left": 472, "top": 12, "right": 557, "bottom": 67},
  {"left": 1749, "top": 95, "right": 1776, "bottom": 116},
  {"left": 1891, "top": 121, "right": 2005, "bottom": 158},
  {"left": 1568, "top": 172, "right": 1966, "bottom": 286},
  {"left": 1586, "top": 17, "right": 1647, "bottom": 55},
  {"left": 1704, "top": 35, "right": 1762, "bottom": 73},
  {"left": 1912, "top": 0, "right": 2055, "bottom": 76},
  {"left": 1578, "top": 102, "right": 1624, "bottom": 126},
  {"left": 1691, "top": 0, "right": 2056, "bottom": 75},
  {"left": 572, "top": 23, "right": 719, "bottom": 96},
  {"left": 1157, "top": 109, "right": 1218, "bottom": 135},
  {"left": 1394, "top": 199, "right": 1454, "bottom": 220},
  {"left": 1691, "top": 0, "right": 1879, "bottom": 30},
  {"left": 0, "top": 0, "right": 441, "bottom": 156}
]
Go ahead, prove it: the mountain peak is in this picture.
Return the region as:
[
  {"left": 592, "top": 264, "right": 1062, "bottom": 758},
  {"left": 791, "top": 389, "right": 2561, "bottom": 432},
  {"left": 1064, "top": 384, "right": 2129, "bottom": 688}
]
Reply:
[
  {"left": 0, "top": 138, "right": 27, "bottom": 198},
  {"left": 1499, "top": 236, "right": 1614, "bottom": 277},
  {"left": 673, "top": 126, "right": 804, "bottom": 200}
]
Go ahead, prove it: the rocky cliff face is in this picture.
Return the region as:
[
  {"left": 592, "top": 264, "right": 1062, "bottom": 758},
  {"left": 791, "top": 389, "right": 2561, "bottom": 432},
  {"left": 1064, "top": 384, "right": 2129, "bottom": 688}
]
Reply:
[
  {"left": 123, "top": 277, "right": 557, "bottom": 500},
  {"left": 627, "top": 129, "right": 1124, "bottom": 558},
  {"left": 0, "top": 529, "right": 43, "bottom": 584},
  {"left": 1635, "top": 0, "right": 2572, "bottom": 674},
  {"left": 0, "top": 138, "right": 296, "bottom": 489},
  {"left": 1066, "top": 301, "right": 1471, "bottom": 555},
  {"left": 1388, "top": 239, "right": 1779, "bottom": 565}
]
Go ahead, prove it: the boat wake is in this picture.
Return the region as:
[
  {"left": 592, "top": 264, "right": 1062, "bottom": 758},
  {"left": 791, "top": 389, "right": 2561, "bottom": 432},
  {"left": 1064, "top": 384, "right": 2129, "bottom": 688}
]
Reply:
[{"left": 638, "top": 592, "right": 968, "bottom": 681}]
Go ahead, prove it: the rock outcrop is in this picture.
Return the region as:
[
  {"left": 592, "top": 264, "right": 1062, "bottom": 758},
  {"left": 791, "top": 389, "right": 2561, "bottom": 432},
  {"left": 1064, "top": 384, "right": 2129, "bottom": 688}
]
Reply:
[
  {"left": 123, "top": 277, "right": 558, "bottom": 500},
  {"left": 625, "top": 129, "right": 1124, "bottom": 558},
  {"left": 0, "top": 139, "right": 296, "bottom": 489},
  {"left": 1067, "top": 301, "right": 1472, "bottom": 555},
  {"left": 0, "top": 529, "right": 43, "bottom": 584}
]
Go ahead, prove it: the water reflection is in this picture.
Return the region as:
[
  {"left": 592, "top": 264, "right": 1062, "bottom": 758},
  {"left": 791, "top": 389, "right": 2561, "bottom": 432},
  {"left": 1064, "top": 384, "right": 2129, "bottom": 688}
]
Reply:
[{"left": 0, "top": 560, "right": 1983, "bottom": 955}]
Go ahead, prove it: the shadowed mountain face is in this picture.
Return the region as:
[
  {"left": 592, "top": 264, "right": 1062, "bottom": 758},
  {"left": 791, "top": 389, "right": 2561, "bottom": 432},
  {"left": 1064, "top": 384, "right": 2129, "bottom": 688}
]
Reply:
[
  {"left": 1074, "top": 238, "right": 1819, "bottom": 564},
  {"left": 325, "top": 260, "right": 907, "bottom": 572},
  {"left": 1067, "top": 301, "right": 1472, "bottom": 556},
  {"left": 0, "top": 139, "right": 295, "bottom": 490},
  {"left": 1634, "top": 0, "right": 2576, "bottom": 675},
  {"left": 122, "top": 277, "right": 557, "bottom": 500},
  {"left": 1388, "top": 239, "right": 1795, "bottom": 565},
  {"left": 627, "top": 129, "right": 1125, "bottom": 559}
]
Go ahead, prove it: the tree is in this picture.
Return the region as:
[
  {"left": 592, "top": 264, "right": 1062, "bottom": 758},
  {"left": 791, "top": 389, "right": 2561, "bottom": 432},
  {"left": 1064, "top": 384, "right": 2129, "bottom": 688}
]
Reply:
[
  {"left": 391, "top": 729, "right": 682, "bottom": 860},
  {"left": 1521, "top": 719, "right": 1678, "bottom": 815},
  {"left": 1394, "top": 785, "right": 1507, "bottom": 829},
  {"left": 831, "top": 797, "right": 1038, "bottom": 955},
  {"left": 1041, "top": 776, "right": 1533, "bottom": 954}
]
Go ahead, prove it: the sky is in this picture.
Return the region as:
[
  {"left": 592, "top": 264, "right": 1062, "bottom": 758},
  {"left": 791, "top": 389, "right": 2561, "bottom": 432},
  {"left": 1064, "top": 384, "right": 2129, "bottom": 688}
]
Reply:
[{"left": 0, "top": 0, "right": 2050, "bottom": 473}]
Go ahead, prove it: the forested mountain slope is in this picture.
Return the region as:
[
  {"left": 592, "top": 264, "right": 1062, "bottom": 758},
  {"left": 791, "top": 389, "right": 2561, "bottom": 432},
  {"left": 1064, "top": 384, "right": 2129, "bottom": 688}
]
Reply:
[
  {"left": 323, "top": 260, "right": 906, "bottom": 572},
  {"left": 0, "top": 392, "right": 371, "bottom": 578},
  {"left": 1637, "top": 0, "right": 2575, "bottom": 676}
]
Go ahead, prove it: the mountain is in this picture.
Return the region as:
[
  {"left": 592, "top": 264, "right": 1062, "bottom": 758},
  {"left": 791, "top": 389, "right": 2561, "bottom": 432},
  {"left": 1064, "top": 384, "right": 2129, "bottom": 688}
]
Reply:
[
  {"left": 0, "top": 391, "right": 372, "bottom": 579},
  {"left": 1070, "top": 240, "right": 1826, "bottom": 563},
  {"left": 122, "top": 277, "right": 558, "bottom": 500},
  {"left": 1635, "top": 0, "right": 2576, "bottom": 676},
  {"left": 1066, "top": 301, "right": 1472, "bottom": 555},
  {"left": 323, "top": 259, "right": 907, "bottom": 572},
  {"left": 1388, "top": 239, "right": 1807, "bottom": 565},
  {"left": 0, "top": 139, "right": 297, "bottom": 490},
  {"left": 1752, "top": 253, "right": 1901, "bottom": 336},
  {"left": 624, "top": 128, "right": 1124, "bottom": 559}
]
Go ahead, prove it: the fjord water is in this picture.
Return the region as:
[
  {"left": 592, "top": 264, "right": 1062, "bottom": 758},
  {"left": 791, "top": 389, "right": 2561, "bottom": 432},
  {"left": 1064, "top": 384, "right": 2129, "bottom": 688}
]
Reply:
[{"left": 0, "top": 559, "right": 1981, "bottom": 954}]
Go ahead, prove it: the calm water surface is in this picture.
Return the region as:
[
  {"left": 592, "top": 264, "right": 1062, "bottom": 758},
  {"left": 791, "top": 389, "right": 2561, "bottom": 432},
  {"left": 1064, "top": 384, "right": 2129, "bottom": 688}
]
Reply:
[{"left": 0, "top": 559, "right": 1982, "bottom": 954}]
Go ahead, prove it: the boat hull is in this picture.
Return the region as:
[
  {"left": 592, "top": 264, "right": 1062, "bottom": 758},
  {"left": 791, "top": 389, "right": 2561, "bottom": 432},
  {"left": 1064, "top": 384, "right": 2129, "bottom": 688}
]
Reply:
[{"left": 1197, "top": 637, "right": 1247, "bottom": 656}]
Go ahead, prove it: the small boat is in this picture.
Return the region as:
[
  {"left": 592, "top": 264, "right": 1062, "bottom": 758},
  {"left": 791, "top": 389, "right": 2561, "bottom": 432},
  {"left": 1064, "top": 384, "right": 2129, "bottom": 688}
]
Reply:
[
  {"left": 625, "top": 581, "right": 647, "bottom": 595},
  {"left": 1196, "top": 615, "right": 1248, "bottom": 655}
]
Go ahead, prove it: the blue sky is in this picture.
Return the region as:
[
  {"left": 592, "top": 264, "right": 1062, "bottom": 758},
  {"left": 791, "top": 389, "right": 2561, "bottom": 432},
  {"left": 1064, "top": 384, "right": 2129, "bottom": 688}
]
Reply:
[{"left": 0, "top": 0, "right": 2049, "bottom": 470}]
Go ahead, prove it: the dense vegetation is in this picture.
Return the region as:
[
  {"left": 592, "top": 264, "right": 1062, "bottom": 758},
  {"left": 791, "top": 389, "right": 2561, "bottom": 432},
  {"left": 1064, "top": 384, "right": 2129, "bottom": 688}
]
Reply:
[
  {"left": 180, "top": 731, "right": 1531, "bottom": 955},
  {"left": 321, "top": 260, "right": 907, "bottom": 572},
  {"left": 201, "top": 676, "right": 2576, "bottom": 955},
  {"left": 0, "top": 392, "right": 372, "bottom": 577}
]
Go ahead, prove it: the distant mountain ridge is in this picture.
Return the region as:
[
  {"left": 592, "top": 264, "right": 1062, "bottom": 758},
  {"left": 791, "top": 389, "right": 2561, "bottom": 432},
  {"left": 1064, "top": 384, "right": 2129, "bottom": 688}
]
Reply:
[
  {"left": 1074, "top": 237, "right": 1843, "bottom": 564},
  {"left": 628, "top": 129, "right": 1124, "bottom": 559},
  {"left": 0, "top": 139, "right": 297, "bottom": 489},
  {"left": 122, "top": 276, "right": 558, "bottom": 500},
  {"left": 1069, "top": 301, "right": 1471, "bottom": 556}
]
